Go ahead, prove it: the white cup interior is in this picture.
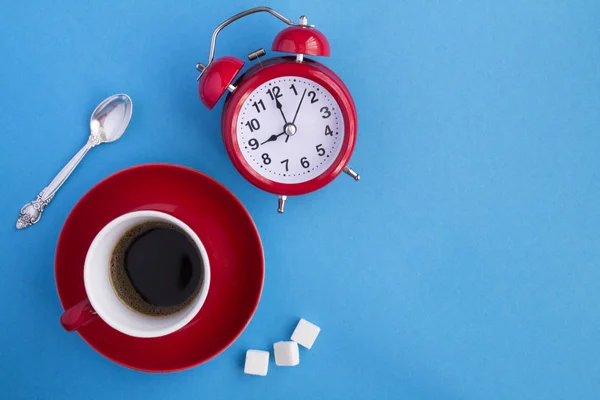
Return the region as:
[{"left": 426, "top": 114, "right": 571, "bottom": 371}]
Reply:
[{"left": 84, "top": 211, "right": 210, "bottom": 338}]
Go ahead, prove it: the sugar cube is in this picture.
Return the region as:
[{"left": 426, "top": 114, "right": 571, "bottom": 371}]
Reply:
[
  {"left": 273, "top": 341, "right": 299, "bottom": 366},
  {"left": 244, "top": 350, "right": 269, "bottom": 376},
  {"left": 291, "top": 318, "right": 321, "bottom": 349}
]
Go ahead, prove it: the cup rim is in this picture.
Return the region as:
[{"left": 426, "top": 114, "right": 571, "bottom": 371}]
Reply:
[{"left": 83, "top": 210, "right": 211, "bottom": 338}]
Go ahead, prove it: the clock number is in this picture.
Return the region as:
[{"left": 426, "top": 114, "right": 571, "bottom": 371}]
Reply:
[
  {"left": 252, "top": 99, "right": 266, "bottom": 113},
  {"left": 281, "top": 159, "right": 289, "bottom": 171},
  {"left": 300, "top": 157, "right": 310, "bottom": 169},
  {"left": 289, "top": 84, "right": 298, "bottom": 96},
  {"left": 320, "top": 107, "right": 331, "bottom": 119},
  {"left": 248, "top": 138, "right": 259, "bottom": 150},
  {"left": 308, "top": 91, "right": 318, "bottom": 104},
  {"left": 266, "top": 86, "right": 282, "bottom": 100},
  {"left": 261, "top": 153, "right": 271, "bottom": 165},
  {"left": 316, "top": 144, "right": 326, "bottom": 156},
  {"left": 324, "top": 125, "right": 333, "bottom": 136},
  {"left": 245, "top": 118, "right": 260, "bottom": 132}
]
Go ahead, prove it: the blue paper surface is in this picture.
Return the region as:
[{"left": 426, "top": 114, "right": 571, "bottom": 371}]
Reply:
[{"left": 1, "top": 1, "right": 599, "bottom": 398}]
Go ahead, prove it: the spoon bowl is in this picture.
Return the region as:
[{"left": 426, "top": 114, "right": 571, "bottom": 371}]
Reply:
[{"left": 90, "top": 94, "right": 133, "bottom": 143}]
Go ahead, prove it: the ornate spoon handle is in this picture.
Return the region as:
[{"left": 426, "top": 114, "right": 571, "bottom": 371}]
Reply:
[{"left": 16, "top": 140, "right": 93, "bottom": 229}]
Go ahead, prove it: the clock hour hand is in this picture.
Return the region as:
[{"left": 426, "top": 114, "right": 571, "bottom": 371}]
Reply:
[
  {"left": 260, "top": 131, "right": 286, "bottom": 145},
  {"left": 275, "top": 97, "right": 288, "bottom": 124}
]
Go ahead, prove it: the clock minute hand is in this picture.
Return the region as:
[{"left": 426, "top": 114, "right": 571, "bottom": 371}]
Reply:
[
  {"left": 275, "top": 97, "right": 288, "bottom": 124},
  {"left": 292, "top": 89, "right": 307, "bottom": 124},
  {"left": 260, "top": 131, "right": 286, "bottom": 145}
]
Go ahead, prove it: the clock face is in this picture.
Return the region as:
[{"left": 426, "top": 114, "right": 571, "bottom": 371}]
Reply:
[{"left": 236, "top": 76, "right": 345, "bottom": 184}]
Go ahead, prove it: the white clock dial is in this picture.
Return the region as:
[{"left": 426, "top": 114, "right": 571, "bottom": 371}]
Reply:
[{"left": 237, "top": 76, "right": 345, "bottom": 184}]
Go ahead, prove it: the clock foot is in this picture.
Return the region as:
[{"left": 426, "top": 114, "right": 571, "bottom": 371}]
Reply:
[
  {"left": 343, "top": 166, "right": 360, "bottom": 181},
  {"left": 227, "top": 84, "right": 237, "bottom": 93},
  {"left": 277, "top": 195, "right": 287, "bottom": 213}
]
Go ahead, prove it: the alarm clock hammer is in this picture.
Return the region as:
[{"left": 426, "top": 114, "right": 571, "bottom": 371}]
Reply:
[{"left": 196, "top": 6, "right": 360, "bottom": 213}]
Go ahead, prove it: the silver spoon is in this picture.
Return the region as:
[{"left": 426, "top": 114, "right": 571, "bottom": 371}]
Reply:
[{"left": 16, "top": 94, "right": 133, "bottom": 230}]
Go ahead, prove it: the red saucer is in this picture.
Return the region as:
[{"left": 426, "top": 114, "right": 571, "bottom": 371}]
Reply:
[{"left": 55, "top": 164, "right": 264, "bottom": 372}]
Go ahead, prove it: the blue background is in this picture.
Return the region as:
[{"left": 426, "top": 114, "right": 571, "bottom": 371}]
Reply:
[{"left": 1, "top": 0, "right": 599, "bottom": 398}]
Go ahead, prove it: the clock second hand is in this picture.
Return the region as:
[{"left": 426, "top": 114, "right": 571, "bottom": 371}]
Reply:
[
  {"left": 287, "top": 89, "right": 307, "bottom": 143},
  {"left": 292, "top": 89, "right": 307, "bottom": 125}
]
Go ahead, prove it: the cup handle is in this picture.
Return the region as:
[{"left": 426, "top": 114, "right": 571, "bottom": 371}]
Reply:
[{"left": 60, "top": 299, "right": 98, "bottom": 331}]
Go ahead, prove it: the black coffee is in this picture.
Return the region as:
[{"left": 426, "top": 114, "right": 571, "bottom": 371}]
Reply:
[{"left": 110, "top": 221, "right": 203, "bottom": 316}]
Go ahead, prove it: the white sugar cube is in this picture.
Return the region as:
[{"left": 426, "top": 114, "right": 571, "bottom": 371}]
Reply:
[
  {"left": 273, "top": 341, "right": 299, "bottom": 366},
  {"left": 244, "top": 350, "right": 269, "bottom": 376},
  {"left": 291, "top": 318, "right": 321, "bottom": 349}
]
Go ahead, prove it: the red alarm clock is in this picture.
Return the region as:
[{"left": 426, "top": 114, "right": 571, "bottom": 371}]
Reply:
[{"left": 196, "top": 7, "right": 360, "bottom": 213}]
